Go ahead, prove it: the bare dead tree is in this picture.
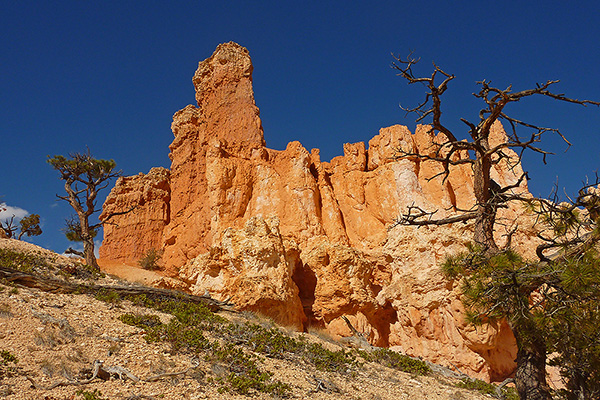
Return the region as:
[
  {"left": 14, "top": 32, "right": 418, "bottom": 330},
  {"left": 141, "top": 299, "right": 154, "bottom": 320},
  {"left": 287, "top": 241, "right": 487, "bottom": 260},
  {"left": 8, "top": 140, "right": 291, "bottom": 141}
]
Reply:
[
  {"left": 0, "top": 215, "right": 17, "bottom": 239},
  {"left": 516, "top": 177, "right": 600, "bottom": 262},
  {"left": 393, "top": 52, "right": 599, "bottom": 252},
  {"left": 393, "top": 53, "right": 600, "bottom": 400}
]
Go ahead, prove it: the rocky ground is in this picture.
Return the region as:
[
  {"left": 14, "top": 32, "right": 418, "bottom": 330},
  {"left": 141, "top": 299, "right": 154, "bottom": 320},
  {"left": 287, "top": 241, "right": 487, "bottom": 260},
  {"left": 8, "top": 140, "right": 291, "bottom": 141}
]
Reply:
[{"left": 0, "top": 239, "right": 498, "bottom": 400}]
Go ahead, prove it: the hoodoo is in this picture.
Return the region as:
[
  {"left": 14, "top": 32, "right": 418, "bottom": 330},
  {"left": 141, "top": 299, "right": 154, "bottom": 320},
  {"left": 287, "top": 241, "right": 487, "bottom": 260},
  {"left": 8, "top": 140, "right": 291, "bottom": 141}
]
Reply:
[{"left": 100, "top": 42, "right": 538, "bottom": 381}]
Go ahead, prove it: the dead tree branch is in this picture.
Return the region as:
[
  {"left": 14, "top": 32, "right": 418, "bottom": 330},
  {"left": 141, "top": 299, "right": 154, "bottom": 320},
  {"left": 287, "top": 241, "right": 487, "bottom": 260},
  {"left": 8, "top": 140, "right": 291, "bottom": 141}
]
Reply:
[
  {"left": 392, "top": 52, "right": 599, "bottom": 251},
  {"left": 27, "top": 359, "right": 202, "bottom": 390}
]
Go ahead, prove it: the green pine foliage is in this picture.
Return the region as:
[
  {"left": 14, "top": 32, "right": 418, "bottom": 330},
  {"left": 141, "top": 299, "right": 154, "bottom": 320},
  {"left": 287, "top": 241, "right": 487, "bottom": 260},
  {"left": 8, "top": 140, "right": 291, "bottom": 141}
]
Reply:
[
  {"left": 64, "top": 218, "right": 98, "bottom": 242},
  {"left": 17, "top": 214, "right": 42, "bottom": 239},
  {"left": 442, "top": 243, "right": 600, "bottom": 400},
  {"left": 442, "top": 247, "right": 534, "bottom": 326}
]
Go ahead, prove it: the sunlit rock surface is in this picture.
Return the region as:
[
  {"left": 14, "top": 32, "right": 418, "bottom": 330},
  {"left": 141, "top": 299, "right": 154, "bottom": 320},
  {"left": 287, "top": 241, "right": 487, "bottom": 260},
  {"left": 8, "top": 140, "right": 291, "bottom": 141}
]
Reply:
[{"left": 100, "top": 41, "right": 538, "bottom": 381}]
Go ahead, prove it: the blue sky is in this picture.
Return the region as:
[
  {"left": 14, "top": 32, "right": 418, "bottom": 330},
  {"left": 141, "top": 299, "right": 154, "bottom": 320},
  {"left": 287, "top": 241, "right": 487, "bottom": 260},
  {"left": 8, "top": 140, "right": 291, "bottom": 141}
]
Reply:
[{"left": 1, "top": 1, "right": 599, "bottom": 254}]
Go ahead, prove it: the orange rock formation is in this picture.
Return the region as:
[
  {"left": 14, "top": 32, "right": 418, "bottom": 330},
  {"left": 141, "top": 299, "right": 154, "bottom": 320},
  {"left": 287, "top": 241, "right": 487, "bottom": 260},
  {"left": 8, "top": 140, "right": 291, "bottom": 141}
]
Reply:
[{"left": 100, "top": 41, "right": 538, "bottom": 381}]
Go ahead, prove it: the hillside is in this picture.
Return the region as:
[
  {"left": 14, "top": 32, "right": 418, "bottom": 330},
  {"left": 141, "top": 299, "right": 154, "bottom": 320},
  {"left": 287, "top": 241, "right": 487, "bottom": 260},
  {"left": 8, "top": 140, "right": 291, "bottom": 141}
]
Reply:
[{"left": 0, "top": 238, "right": 506, "bottom": 400}]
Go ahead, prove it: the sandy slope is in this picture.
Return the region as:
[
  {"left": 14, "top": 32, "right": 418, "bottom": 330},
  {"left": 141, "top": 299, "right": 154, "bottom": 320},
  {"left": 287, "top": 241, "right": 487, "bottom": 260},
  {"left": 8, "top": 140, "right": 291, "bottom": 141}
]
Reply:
[{"left": 0, "top": 238, "right": 491, "bottom": 399}]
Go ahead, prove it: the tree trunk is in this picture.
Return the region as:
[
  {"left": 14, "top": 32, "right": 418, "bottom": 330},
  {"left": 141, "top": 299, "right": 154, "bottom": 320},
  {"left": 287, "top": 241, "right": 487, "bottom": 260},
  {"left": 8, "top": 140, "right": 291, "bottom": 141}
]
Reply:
[
  {"left": 514, "top": 329, "right": 552, "bottom": 400},
  {"left": 78, "top": 214, "right": 99, "bottom": 271},
  {"left": 472, "top": 155, "right": 498, "bottom": 252},
  {"left": 83, "top": 238, "right": 99, "bottom": 271},
  {"left": 565, "top": 370, "right": 588, "bottom": 400}
]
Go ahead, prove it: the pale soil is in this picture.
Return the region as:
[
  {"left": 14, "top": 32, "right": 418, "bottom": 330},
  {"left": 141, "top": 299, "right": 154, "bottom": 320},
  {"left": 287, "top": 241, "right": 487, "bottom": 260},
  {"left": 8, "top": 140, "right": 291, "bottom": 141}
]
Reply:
[
  {"left": 0, "top": 239, "right": 490, "bottom": 400},
  {"left": 97, "top": 259, "right": 162, "bottom": 286}
]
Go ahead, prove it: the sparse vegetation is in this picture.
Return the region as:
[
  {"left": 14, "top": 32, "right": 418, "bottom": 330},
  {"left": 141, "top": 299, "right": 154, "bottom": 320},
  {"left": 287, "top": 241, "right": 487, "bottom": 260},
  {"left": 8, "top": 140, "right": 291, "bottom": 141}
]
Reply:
[
  {"left": 119, "top": 313, "right": 162, "bottom": 328},
  {"left": 0, "top": 350, "right": 18, "bottom": 378},
  {"left": 138, "top": 248, "right": 163, "bottom": 270},
  {"left": 456, "top": 378, "right": 519, "bottom": 400},
  {"left": 94, "top": 288, "right": 121, "bottom": 304},
  {"left": 0, "top": 242, "right": 472, "bottom": 399},
  {"left": 76, "top": 388, "right": 108, "bottom": 400},
  {"left": 208, "top": 343, "right": 291, "bottom": 396},
  {"left": 114, "top": 292, "right": 434, "bottom": 398},
  {"left": 0, "top": 247, "right": 53, "bottom": 272},
  {"left": 358, "top": 348, "right": 430, "bottom": 375}
]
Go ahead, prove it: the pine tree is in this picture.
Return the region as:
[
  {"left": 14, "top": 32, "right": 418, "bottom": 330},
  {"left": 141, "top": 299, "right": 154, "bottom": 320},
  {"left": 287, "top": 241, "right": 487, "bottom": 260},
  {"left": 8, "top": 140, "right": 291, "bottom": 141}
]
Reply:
[{"left": 48, "top": 151, "right": 123, "bottom": 270}]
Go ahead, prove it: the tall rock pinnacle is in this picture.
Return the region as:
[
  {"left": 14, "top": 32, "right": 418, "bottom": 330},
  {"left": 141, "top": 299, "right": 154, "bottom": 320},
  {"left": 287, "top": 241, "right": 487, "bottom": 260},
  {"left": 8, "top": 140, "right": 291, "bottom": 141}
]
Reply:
[
  {"left": 192, "top": 41, "right": 265, "bottom": 150},
  {"left": 100, "top": 42, "right": 538, "bottom": 382}
]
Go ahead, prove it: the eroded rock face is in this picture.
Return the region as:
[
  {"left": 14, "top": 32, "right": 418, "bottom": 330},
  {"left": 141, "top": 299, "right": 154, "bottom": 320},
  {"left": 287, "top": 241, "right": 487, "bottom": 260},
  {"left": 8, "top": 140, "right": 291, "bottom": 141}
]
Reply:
[
  {"left": 175, "top": 216, "right": 305, "bottom": 330},
  {"left": 99, "top": 42, "right": 538, "bottom": 381},
  {"left": 99, "top": 167, "right": 170, "bottom": 264}
]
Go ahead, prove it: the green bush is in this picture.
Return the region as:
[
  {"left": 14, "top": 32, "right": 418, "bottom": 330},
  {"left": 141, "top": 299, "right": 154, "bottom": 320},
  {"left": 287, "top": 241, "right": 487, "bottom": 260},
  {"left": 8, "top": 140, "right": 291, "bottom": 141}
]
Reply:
[
  {"left": 138, "top": 248, "right": 162, "bottom": 270},
  {"left": 127, "top": 295, "right": 226, "bottom": 326},
  {"left": 0, "top": 248, "right": 52, "bottom": 272},
  {"left": 0, "top": 349, "right": 18, "bottom": 378},
  {"left": 75, "top": 389, "right": 107, "bottom": 400},
  {"left": 359, "top": 348, "right": 430, "bottom": 375},
  {"left": 119, "top": 313, "right": 162, "bottom": 329},
  {"left": 222, "top": 323, "right": 303, "bottom": 358},
  {"left": 208, "top": 343, "right": 291, "bottom": 396},
  {"left": 304, "top": 342, "right": 356, "bottom": 373},
  {"left": 94, "top": 288, "right": 121, "bottom": 304},
  {"left": 456, "top": 378, "right": 518, "bottom": 400}
]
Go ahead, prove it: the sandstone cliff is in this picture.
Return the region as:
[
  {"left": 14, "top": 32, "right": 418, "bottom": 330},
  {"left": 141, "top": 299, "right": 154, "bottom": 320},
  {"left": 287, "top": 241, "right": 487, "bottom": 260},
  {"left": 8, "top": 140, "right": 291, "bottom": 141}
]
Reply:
[{"left": 100, "top": 42, "right": 538, "bottom": 381}]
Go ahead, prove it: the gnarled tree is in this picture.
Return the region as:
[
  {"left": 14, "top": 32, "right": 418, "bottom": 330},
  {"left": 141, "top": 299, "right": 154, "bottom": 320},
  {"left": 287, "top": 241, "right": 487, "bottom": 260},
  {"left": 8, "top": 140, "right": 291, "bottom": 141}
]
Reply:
[
  {"left": 48, "top": 151, "right": 129, "bottom": 271},
  {"left": 0, "top": 213, "right": 42, "bottom": 240},
  {"left": 392, "top": 53, "right": 599, "bottom": 400},
  {"left": 393, "top": 53, "right": 599, "bottom": 253},
  {"left": 17, "top": 214, "right": 42, "bottom": 240}
]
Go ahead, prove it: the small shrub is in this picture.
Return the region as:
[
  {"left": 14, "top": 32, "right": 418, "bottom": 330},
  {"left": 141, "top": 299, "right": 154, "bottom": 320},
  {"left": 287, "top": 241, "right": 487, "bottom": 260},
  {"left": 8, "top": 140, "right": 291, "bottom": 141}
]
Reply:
[
  {"left": 0, "top": 350, "right": 18, "bottom": 378},
  {"left": 456, "top": 378, "right": 518, "bottom": 400},
  {"left": 360, "top": 348, "right": 430, "bottom": 375},
  {"left": 119, "top": 313, "right": 162, "bottom": 329},
  {"left": 95, "top": 288, "right": 121, "bottom": 304},
  {"left": 208, "top": 343, "right": 291, "bottom": 396},
  {"left": 76, "top": 389, "right": 107, "bottom": 400},
  {"left": 127, "top": 295, "right": 225, "bottom": 326},
  {"left": 138, "top": 249, "right": 162, "bottom": 271},
  {"left": 304, "top": 342, "right": 356, "bottom": 373},
  {"left": 0, "top": 350, "right": 17, "bottom": 364},
  {"left": 0, "top": 248, "right": 52, "bottom": 272},
  {"left": 222, "top": 323, "right": 302, "bottom": 359}
]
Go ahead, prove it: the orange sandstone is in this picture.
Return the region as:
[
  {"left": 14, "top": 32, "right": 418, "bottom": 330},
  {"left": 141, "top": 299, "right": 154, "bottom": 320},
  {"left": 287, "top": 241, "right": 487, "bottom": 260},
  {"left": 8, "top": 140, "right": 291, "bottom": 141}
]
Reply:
[{"left": 100, "top": 42, "right": 538, "bottom": 381}]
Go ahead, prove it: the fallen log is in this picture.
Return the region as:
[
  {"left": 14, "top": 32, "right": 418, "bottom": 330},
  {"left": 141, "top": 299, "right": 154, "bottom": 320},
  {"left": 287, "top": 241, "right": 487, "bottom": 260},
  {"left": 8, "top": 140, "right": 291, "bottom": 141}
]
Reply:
[
  {"left": 27, "top": 359, "right": 202, "bottom": 390},
  {"left": 0, "top": 266, "right": 234, "bottom": 312}
]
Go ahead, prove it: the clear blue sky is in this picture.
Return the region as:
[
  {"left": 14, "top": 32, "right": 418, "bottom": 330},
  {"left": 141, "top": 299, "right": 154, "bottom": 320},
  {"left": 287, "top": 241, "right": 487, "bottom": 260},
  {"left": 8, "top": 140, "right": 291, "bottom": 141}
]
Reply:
[{"left": 1, "top": 1, "right": 599, "bottom": 254}]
